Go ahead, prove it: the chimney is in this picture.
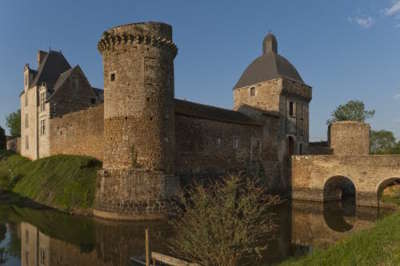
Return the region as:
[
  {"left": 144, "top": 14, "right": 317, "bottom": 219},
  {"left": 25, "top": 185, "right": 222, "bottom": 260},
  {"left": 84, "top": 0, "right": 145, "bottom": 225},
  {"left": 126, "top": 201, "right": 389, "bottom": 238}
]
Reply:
[{"left": 37, "top": 50, "right": 48, "bottom": 67}]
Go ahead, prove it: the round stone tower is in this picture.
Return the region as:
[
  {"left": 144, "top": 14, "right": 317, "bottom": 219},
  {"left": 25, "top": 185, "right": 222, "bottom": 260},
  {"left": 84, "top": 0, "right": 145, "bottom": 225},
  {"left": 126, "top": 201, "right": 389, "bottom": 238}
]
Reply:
[{"left": 95, "top": 22, "right": 179, "bottom": 220}]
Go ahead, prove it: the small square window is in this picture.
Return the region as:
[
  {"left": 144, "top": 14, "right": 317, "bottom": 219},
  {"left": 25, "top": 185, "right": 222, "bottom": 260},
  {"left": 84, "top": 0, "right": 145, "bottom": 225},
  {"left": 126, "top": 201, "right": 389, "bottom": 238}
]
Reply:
[
  {"left": 91, "top": 98, "right": 96, "bottom": 104},
  {"left": 110, "top": 73, "right": 116, "bottom": 82}
]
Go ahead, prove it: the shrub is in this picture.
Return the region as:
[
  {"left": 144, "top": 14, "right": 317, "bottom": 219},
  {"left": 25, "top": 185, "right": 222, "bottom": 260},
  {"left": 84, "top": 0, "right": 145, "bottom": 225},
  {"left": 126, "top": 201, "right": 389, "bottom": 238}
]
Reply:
[{"left": 168, "top": 175, "right": 280, "bottom": 266}]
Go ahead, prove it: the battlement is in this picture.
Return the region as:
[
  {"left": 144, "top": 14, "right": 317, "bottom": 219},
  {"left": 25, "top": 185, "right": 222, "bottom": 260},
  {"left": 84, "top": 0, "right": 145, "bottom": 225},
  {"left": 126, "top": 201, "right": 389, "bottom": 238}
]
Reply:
[{"left": 97, "top": 22, "right": 177, "bottom": 57}]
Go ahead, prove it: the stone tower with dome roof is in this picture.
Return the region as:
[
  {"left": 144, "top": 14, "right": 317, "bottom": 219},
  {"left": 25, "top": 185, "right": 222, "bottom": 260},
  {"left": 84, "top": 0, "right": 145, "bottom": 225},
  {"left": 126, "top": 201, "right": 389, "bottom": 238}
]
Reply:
[{"left": 234, "top": 33, "right": 312, "bottom": 188}]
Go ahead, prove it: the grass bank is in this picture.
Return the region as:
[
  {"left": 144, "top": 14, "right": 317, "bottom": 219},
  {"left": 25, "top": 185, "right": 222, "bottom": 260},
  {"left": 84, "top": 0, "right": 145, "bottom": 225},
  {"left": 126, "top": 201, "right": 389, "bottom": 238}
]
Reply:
[
  {"left": 0, "top": 151, "right": 101, "bottom": 213},
  {"left": 281, "top": 211, "right": 400, "bottom": 265}
]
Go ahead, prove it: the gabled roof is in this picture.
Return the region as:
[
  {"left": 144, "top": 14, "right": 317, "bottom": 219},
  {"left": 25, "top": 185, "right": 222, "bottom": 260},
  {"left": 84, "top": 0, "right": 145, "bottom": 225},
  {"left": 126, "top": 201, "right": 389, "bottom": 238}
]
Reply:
[
  {"left": 31, "top": 50, "right": 71, "bottom": 88},
  {"left": 47, "top": 65, "right": 102, "bottom": 102},
  {"left": 233, "top": 33, "right": 304, "bottom": 90},
  {"left": 174, "top": 99, "right": 262, "bottom": 126}
]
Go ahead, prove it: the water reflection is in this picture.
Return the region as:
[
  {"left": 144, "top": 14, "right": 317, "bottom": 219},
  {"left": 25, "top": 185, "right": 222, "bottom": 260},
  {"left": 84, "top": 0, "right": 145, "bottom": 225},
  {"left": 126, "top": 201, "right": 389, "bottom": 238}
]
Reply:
[{"left": 0, "top": 199, "right": 393, "bottom": 266}]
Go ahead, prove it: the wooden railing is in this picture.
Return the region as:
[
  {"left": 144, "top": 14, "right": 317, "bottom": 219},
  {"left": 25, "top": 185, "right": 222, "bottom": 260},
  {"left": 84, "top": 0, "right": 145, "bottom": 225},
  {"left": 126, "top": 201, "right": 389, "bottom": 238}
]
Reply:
[{"left": 130, "top": 229, "right": 200, "bottom": 266}]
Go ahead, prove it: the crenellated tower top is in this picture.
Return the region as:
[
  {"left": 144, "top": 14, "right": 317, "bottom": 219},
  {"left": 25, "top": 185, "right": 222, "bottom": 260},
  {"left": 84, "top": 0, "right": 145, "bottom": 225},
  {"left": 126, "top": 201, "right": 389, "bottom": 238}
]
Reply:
[{"left": 97, "top": 22, "right": 178, "bottom": 57}]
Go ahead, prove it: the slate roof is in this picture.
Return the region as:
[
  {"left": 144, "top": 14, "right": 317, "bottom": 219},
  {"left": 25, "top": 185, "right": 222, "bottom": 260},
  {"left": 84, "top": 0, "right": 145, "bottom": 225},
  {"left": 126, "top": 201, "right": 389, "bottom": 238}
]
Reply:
[
  {"left": 31, "top": 50, "right": 71, "bottom": 89},
  {"left": 233, "top": 33, "right": 304, "bottom": 89},
  {"left": 174, "top": 99, "right": 262, "bottom": 126},
  {"left": 93, "top": 88, "right": 104, "bottom": 102}
]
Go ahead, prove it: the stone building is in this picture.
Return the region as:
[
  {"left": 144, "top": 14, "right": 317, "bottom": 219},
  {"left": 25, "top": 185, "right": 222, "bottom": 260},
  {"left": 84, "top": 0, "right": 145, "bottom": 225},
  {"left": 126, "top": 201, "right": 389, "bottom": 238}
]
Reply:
[
  {"left": 20, "top": 50, "right": 103, "bottom": 160},
  {"left": 20, "top": 22, "right": 311, "bottom": 219}
]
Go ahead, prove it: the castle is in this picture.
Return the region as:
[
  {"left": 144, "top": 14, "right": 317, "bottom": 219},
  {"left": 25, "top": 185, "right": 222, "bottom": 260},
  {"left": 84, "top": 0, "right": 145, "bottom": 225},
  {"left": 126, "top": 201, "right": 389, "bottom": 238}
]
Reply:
[{"left": 20, "top": 22, "right": 311, "bottom": 219}]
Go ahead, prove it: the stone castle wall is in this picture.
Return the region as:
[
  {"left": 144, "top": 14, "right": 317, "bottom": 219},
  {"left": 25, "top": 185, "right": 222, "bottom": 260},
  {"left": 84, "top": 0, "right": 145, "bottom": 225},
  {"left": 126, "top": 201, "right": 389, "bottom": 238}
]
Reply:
[
  {"left": 49, "top": 104, "right": 104, "bottom": 160},
  {"left": 175, "top": 113, "right": 263, "bottom": 178}
]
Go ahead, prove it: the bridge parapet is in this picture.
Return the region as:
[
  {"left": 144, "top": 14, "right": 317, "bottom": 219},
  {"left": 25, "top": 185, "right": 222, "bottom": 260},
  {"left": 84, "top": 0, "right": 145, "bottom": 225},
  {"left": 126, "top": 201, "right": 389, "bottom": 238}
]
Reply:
[{"left": 291, "top": 154, "right": 400, "bottom": 207}]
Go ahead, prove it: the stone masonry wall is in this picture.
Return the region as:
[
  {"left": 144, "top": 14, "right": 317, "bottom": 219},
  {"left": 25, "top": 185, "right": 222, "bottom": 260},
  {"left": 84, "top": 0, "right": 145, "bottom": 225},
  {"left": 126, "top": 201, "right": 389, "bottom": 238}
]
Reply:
[
  {"left": 175, "top": 114, "right": 263, "bottom": 178},
  {"left": 99, "top": 23, "right": 176, "bottom": 172},
  {"left": 49, "top": 104, "right": 104, "bottom": 160},
  {"left": 233, "top": 79, "right": 282, "bottom": 112},
  {"left": 329, "top": 121, "right": 370, "bottom": 156}
]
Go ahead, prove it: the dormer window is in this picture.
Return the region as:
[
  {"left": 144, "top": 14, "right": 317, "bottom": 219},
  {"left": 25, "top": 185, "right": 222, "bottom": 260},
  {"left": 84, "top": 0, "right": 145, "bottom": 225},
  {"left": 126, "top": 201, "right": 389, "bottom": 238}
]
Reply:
[{"left": 250, "top": 87, "right": 256, "bottom": 97}]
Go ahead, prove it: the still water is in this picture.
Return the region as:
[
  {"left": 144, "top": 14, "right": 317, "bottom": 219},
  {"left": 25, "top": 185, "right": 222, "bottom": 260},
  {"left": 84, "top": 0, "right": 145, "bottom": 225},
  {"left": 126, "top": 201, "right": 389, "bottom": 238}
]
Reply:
[{"left": 0, "top": 200, "right": 393, "bottom": 266}]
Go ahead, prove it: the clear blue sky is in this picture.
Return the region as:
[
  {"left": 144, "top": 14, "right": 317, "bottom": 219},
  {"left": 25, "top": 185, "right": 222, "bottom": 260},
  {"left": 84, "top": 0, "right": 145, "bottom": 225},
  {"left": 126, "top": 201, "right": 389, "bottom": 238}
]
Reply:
[{"left": 1, "top": 0, "right": 399, "bottom": 140}]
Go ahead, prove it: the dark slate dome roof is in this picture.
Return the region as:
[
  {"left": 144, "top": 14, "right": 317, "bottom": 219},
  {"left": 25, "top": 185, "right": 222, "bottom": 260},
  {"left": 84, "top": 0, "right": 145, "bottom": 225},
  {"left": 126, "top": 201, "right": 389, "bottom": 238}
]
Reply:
[{"left": 234, "top": 33, "right": 304, "bottom": 89}]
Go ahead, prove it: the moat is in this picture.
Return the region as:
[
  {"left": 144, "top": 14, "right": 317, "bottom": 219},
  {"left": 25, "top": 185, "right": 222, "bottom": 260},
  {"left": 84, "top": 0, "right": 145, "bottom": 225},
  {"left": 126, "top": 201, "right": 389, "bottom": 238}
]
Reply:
[{"left": 0, "top": 199, "right": 393, "bottom": 266}]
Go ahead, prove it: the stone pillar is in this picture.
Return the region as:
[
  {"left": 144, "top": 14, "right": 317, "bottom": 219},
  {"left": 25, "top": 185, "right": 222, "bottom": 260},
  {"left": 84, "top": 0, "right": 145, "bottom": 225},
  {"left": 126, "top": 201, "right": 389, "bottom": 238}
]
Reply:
[
  {"left": 94, "top": 22, "right": 179, "bottom": 220},
  {"left": 329, "top": 121, "right": 370, "bottom": 156}
]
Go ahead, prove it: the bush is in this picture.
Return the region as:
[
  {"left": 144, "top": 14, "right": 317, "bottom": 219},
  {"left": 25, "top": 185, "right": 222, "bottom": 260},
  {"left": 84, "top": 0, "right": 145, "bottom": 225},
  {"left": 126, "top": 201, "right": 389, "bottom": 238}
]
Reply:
[{"left": 168, "top": 175, "right": 280, "bottom": 266}]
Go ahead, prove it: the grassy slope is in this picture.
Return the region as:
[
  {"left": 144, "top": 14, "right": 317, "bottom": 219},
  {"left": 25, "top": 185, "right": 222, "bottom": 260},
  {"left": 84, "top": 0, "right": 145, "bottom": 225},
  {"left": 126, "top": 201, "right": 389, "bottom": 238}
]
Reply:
[
  {"left": 0, "top": 151, "right": 101, "bottom": 211},
  {"left": 281, "top": 212, "right": 400, "bottom": 266}
]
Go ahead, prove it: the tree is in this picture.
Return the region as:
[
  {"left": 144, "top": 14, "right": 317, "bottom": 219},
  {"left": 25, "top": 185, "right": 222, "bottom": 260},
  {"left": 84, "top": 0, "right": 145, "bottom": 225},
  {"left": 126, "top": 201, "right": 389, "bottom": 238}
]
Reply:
[
  {"left": 370, "top": 130, "right": 397, "bottom": 154},
  {"left": 5, "top": 110, "right": 20, "bottom": 137},
  {"left": 168, "top": 175, "right": 280, "bottom": 266},
  {"left": 0, "top": 127, "right": 5, "bottom": 151},
  {"left": 327, "top": 100, "right": 375, "bottom": 124}
]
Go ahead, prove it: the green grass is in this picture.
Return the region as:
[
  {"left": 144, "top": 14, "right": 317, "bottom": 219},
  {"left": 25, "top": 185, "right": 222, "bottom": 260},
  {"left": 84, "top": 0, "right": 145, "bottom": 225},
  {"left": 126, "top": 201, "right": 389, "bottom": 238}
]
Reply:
[
  {"left": 0, "top": 152, "right": 101, "bottom": 211},
  {"left": 281, "top": 212, "right": 400, "bottom": 266}
]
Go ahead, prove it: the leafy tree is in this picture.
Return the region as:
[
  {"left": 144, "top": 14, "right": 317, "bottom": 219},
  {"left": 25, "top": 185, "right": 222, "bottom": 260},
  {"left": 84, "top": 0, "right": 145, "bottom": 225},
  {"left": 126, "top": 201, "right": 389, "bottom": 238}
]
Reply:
[
  {"left": 327, "top": 100, "right": 375, "bottom": 124},
  {"left": 5, "top": 110, "right": 20, "bottom": 137},
  {"left": 370, "top": 130, "right": 397, "bottom": 154},
  {"left": 391, "top": 142, "right": 400, "bottom": 154},
  {"left": 0, "top": 127, "right": 5, "bottom": 151},
  {"left": 168, "top": 175, "right": 280, "bottom": 266}
]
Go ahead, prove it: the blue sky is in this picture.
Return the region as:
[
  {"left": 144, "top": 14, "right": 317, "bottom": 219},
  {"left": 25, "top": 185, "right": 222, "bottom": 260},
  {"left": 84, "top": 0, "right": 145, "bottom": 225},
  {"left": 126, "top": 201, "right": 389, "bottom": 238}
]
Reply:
[{"left": 0, "top": 0, "right": 399, "bottom": 140}]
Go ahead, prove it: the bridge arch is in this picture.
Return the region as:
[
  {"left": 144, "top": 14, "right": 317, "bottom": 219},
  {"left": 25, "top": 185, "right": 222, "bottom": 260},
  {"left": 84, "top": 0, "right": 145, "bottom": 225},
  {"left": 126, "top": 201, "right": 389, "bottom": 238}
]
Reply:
[
  {"left": 323, "top": 176, "right": 357, "bottom": 203},
  {"left": 377, "top": 177, "right": 400, "bottom": 207}
]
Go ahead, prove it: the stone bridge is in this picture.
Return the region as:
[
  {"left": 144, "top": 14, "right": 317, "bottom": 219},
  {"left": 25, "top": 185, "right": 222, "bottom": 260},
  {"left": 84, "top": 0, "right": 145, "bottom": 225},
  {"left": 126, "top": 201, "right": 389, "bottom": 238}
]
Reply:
[
  {"left": 291, "top": 154, "right": 400, "bottom": 207},
  {"left": 292, "top": 121, "right": 400, "bottom": 208}
]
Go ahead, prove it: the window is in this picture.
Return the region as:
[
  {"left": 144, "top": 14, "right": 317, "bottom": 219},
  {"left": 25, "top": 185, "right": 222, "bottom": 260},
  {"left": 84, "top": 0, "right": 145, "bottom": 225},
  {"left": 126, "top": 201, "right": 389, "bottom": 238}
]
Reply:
[
  {"left": 25, "top": 230, "right": 29, "bottom": 244},
  {"left": 110, "top": 73, "right": 116, "bottom": 81},
  {"left": 250, "top": 87, "right": 256, "bottom": 96},
  {"left": 25, "top": 136, "right": 29, "bottom": 150},
  {"left": 39, "top": 248, "right": 46, "bottom": 265},
  {"left": 25, "top": 92, "right": 28, "bottom": 106},
  {"left": 40, "top": 120, "right": 46, "bottom": 136},
  {"left": 91, "top": 98, "right": 96, "bottom": 104},
  {"left": 217, "top": 138, "right": 221, "bottom": 146},
  {"left": 40, "top": 92, "right": 46, "bottom": 112},
  {"left": 233, "top": 136, "right": 239, "bottom": 149},
  {"left": 299, "top": 143, "right": 303, "bottom": 155},
  {"left": 299, "top": 104, "right": 304, "bottom": 136},
  {"left": 289, "top": 101, "right": 295, "bottom": 117},
  {"left": 25, "top": 113, "right": 29, "bottom": 128}
]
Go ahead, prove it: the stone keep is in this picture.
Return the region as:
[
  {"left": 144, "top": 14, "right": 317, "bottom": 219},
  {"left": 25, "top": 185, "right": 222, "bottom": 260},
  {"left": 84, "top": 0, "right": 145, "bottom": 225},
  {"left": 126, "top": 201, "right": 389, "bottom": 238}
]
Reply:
[{"left": 95, "top": 22, "right": 179, "bottom": 220}]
